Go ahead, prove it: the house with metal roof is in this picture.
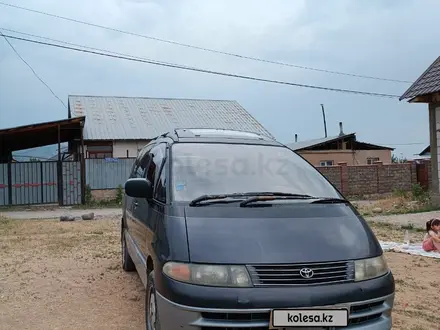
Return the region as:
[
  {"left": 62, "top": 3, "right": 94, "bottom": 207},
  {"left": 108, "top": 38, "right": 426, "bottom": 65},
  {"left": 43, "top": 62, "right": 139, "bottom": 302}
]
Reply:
[
  {"left": 68, "top": 95, "right": 273, "bottom": 158},
  {"left": 400, "top": 55, "right": 440, "bottom": 204},
  {"left": 286, "top": 122, "right": 393, "bottom": 166}
]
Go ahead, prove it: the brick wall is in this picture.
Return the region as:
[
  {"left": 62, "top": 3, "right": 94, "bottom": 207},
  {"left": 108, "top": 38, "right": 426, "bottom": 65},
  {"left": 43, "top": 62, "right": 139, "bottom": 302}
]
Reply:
[
  {"left": 316, "top": 160, "right": 429, "bottom": 197},
  {"left": 91, "top": 189, "right": 118, "bottom": 201},
  {"left": 90, "top": 160, "right": 431, "bottom": 201}
]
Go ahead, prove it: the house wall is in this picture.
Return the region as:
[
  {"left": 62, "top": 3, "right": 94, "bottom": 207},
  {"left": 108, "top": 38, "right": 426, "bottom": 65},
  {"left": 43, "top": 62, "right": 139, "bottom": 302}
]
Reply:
[
  {"left": 112, "top": 140, "right": 150, "bottom": 158},
  {"left": 83, "top": 140, "right": 150, "bottom": 158},
  {"left": 297, "top": 149, "right": 392, "bottom": 166}
]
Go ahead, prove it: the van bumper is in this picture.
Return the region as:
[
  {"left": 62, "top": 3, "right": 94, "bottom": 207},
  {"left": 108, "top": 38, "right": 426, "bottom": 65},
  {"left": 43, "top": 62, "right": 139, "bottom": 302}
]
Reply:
[{"left": 156, "top": 290, "right": 394, "bottom": 330}]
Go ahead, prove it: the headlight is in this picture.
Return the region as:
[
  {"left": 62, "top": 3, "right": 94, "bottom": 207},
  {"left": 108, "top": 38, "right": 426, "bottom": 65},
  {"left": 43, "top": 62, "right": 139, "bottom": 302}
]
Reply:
[
  {"left": 163, "top": 262, "right": 252, "bottom": 287},
  {"left": 354, "top": 255, "right": 389, "bottom": 282}
]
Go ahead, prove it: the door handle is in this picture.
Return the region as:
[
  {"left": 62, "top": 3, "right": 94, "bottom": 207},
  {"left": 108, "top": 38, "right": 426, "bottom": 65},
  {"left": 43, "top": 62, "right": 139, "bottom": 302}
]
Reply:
[{"left": 133, "top": 201, "right": 139, "bottom": 207}]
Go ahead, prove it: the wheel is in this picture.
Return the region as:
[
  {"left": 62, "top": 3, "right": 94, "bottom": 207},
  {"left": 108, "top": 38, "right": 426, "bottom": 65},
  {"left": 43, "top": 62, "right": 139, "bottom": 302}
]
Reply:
[
  {"left": 146, "top": 272, "right": 161, "bottom": 330},
  {"left": 121, "top": 230, "right": 135, "bottom": 271}
]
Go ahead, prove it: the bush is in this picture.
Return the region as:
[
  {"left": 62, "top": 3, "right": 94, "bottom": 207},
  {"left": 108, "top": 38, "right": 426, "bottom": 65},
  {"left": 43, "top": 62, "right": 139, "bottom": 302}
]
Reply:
[
  {"left": 411, "top": 183, "right": 430, "bottom": 204},
  {"left": 85, "top": 184, "right": 93, "bottom": 205},
  {"left": 116, "top": 185, "right": 124, "bottom": 205}
]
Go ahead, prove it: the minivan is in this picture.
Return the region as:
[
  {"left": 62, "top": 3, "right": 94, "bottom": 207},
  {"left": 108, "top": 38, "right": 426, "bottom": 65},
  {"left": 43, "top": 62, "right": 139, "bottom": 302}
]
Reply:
[{"left": 121, "top": 128, "right": 394, "bottom": 330}]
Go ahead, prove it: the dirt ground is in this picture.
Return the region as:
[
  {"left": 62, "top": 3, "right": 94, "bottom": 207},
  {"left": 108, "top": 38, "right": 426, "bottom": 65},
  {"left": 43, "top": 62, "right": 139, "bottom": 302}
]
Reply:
[{"left": 0, "top": 218, "right": 438, "bottom": 330}]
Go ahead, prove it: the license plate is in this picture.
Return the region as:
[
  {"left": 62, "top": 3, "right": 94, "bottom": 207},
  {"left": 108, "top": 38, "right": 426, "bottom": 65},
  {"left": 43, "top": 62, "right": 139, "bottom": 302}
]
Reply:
[{"left": 270, "top": 308, "right": 348, "bottom": 328}]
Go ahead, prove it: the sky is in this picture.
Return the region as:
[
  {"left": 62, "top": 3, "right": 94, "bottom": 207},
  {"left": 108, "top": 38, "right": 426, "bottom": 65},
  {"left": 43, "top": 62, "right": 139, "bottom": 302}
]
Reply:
[{"left": 0, "top": 0, "right": 439, "bottom": 159}]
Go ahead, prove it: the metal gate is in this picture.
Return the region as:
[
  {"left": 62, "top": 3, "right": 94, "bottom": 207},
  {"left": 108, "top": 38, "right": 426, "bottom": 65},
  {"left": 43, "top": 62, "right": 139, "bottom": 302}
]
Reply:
[
  {"left": 416, "top": 161, "right": 429, "bottom": 190},
  {"left": 62, "top": 161, "right": 82, "bottom": 205},
  {"left": 0, "top": 161, "right": 82, "bottom": 206},
  {"left": 11, "top": 162, "right": 58, "bottom": 205}
]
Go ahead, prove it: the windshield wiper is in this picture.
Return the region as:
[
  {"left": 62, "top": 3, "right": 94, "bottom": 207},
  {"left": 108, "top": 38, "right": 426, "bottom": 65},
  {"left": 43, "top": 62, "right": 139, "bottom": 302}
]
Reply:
[
  {"left": 239, "top": 194, "right": 315, "bottom": 207},
  {"left": 239, "top": 195, "right": 348, "bottom": 207},
  {"left": 189, "top": 192, "right": 312, "bottom": 206},
  {"left": 189, "top": 194, "right": 244, "bottom": 206},
  {"left": 309, "top": 197, "right": 349, "bottom": 204}
]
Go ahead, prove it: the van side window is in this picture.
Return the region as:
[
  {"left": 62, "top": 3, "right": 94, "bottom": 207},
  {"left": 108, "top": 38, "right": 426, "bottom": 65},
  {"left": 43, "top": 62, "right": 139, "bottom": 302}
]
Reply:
[
  {"left": 145, "top": 144, "right": 165, "bottom": 185},
  {"left": 132, "top": 146, "right": 152, "bottom": 178},
  {"left": 155, "top": 160, "right": 167, "bottom": 202},
  {"left": 134, "top": 154, "right": 149, "bottom": 178}
]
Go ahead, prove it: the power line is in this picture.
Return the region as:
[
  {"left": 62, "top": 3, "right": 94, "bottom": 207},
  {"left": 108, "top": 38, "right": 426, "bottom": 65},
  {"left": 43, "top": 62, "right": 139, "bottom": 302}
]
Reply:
[
  {"left": 0, "top": 30, "right": 67, "bottom": 108},
  {"left": 1, "top": 28, "right": 201, "bottom": 71},
  {"left": 1, "top": 33, "right": 401, "bottom": 99},
  {"left": 0, "top": 1, "right": 413, "bottom": 84}
]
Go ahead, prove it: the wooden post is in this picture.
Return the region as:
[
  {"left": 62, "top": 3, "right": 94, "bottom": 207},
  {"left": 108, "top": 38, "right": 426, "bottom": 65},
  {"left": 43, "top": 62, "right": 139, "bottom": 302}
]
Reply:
[
  {"left": 57, "top": 124, "right": 64, "bottom": 206},
  {"left": 80, "top": 121, "right": 86, "bottom": 204},
  {"left": 7, "top": 162, "right": 12, "bottom": 205}
]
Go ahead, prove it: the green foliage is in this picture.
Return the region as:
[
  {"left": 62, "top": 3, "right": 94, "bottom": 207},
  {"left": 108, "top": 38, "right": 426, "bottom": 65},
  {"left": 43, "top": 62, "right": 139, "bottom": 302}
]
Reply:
[
  {"left": 411, "top": 183, "right": 430, "bottom": 204},
  {"left": 85, "top": 184, "right": 93, "bottom": 205},
  {"left": 391, "top": 153, "right": 407, "bottom": 163},
  {"left": 116, "top": 184, "right": 124, "bottom": 205},
  {"left": 392, "top": 188, "right": 409, "bottom": 198}
]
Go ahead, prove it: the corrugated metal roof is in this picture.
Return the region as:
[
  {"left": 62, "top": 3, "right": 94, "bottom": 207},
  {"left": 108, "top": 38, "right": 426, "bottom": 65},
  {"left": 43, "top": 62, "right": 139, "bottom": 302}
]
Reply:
[
  {"left": 286, "top": 133, "right": 355, "bottom": 151},
  {"left": 400, "top": 56, "right": 440, "bottom": 100},
  {"left": 68, "top": 95, "right": 274, "bottom": 140}
]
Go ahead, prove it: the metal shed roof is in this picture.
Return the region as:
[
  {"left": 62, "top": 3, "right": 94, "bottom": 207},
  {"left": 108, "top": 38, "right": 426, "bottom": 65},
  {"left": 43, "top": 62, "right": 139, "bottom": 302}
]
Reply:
[
  {"left": 286, "top": 133, "right": 393, "bottom": 151},
  {"left": 68, "top": 95, "right": 274, "bottom": 140},
  {"left": 286, "top": 133, "right": 355, "bottom": 151},
  {"left": 400, "top": 56, "right": 440, "bottom": 101}
]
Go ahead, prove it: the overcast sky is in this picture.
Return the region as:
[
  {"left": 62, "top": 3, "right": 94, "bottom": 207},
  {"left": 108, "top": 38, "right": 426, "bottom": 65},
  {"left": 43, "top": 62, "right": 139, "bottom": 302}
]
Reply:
[{"left": 0, "top": 0, "right": 439, "bottom": 158}]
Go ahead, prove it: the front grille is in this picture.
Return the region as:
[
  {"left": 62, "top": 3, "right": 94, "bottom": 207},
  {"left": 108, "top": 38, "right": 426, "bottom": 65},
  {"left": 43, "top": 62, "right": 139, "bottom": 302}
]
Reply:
[
  {"left": 199, "top": 298, "right": 388, "bottom": 329},
  {"left": 247, "top": 261, "right": 354, "bottom": 286},
  {"left": 201, "top": 327, "right": 269, "bottom": 330},
  {"left": 201, "top": 312, "right": 270, "bottom": 322}
]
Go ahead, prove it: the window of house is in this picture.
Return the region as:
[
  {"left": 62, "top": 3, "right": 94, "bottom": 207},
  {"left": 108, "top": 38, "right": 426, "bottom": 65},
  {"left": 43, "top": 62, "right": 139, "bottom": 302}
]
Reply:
[
  {"left": 319, "top": 160, "right": 334, "bottom": 166},
  {"left": 86, "top": 145, "right": 113, "bottom": 159},
  {"left": 367, "top": 157, "right": 380, "bottom": 165}
]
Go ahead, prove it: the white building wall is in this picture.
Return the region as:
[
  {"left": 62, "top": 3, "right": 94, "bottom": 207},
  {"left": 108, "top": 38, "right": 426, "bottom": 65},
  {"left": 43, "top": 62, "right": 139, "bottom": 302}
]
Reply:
[{"left": 112, "top": 140, "right": 150, "bottom": 158}]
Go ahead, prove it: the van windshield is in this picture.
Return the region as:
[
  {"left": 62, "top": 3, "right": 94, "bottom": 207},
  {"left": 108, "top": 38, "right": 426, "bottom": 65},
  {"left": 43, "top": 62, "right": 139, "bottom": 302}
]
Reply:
[{"left": 170, "top": 143, "right": 341, "bottom": 202}]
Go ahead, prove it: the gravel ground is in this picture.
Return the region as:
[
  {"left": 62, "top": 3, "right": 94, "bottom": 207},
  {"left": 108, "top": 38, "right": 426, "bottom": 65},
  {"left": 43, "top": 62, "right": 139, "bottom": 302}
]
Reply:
[
  {"left": 2, "top": 206, "right": 438, "bottom": 229},
  {"left": 0, "top": 217, "right": 438, "bottom": 330},
  {"left": 0, "top": 208, "right": 122, "bottom": 220},
  {"left": 365, "top": 210, "right": 440, "bottom": 229}
]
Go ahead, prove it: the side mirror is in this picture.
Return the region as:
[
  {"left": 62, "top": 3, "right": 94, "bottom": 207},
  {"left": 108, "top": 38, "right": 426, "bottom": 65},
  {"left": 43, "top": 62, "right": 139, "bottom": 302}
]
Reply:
[{"left": 125, "top": 178, "right": 153, "bottom": 199}]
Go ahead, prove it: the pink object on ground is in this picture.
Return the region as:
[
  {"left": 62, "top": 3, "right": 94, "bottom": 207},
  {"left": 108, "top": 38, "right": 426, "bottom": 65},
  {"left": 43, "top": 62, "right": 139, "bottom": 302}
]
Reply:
[{"left": 422, "top": 238, "right": 435, "bottom": 252}]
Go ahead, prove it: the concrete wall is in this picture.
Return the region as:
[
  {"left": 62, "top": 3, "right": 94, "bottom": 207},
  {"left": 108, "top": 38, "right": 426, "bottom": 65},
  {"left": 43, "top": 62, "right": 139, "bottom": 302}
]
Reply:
[{"left": 297, "top": 149, "right": 392, "bottom": 166}]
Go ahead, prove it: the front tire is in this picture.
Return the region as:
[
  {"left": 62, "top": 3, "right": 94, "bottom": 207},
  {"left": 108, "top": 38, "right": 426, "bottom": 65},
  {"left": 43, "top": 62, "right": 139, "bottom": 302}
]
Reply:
[
  {"left": 146, "top": 272, "right": 161, "bottom": 330},
  {"left": 121, "top": 230, "right": 135, "bottom": 271}
]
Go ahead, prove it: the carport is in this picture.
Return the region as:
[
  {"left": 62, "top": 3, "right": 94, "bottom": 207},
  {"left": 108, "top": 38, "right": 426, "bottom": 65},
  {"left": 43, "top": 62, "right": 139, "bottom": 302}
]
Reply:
[
  {"left": 400, "top": 56, "right": 440, "bottom": 205},
  {"left": 0, "top": 116, "right": 86, "bottom": 206}
]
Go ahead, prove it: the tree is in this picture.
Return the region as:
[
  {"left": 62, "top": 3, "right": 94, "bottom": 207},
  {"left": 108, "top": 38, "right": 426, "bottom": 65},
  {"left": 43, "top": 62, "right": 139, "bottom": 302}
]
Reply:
[{"left": 391, "top": 153, "right": 407, "bottom": 163}]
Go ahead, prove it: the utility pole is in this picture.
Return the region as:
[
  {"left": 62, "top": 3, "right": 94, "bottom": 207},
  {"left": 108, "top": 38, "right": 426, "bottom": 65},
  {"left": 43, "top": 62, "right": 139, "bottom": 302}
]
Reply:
[{"left": 321, "top": 104, "right": 328, "bottom": 138}]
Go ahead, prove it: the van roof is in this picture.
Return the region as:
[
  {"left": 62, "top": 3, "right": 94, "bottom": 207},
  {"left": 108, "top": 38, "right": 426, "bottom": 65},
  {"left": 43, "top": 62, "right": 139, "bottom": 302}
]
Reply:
[{"left": 152, "top": 128, "right": 283, "bottom": 147}]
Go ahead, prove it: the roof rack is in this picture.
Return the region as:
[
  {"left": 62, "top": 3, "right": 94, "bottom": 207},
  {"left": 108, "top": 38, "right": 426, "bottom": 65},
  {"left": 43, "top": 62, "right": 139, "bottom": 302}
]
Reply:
[{"left": 174, "top": 128, "right": 272, "bottom": 140}]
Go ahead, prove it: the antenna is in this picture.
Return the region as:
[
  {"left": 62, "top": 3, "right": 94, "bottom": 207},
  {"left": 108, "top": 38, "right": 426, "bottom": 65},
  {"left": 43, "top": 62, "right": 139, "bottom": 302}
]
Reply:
[{"left": 321, "top": 104, "right": 328, "bottom": 138}]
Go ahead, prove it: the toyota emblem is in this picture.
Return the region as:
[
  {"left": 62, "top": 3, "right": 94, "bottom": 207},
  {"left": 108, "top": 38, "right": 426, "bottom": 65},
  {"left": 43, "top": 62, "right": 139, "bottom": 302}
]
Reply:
[{"left": 299, "top": 268, "right": 314, "bottom": 279}]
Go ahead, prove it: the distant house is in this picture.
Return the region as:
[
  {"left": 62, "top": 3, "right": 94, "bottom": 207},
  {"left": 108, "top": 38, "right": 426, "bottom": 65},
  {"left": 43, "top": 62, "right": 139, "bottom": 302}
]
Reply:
[
  {"left": 286, "top": 122, "right": 394, "bottom": 166},
  {"left": 68, "top": 95, "right": 274, "bottom": 158},
  {"left": 418, "top": 145, "right": 430, "bottom": 157},
  {"left": 400, "top": 56, "right": 440, "bottom": 203}
]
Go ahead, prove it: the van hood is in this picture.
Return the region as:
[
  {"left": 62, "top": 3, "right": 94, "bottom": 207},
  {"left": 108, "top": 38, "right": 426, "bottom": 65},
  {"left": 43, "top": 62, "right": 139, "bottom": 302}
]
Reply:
[{"left": 184, "top": 203, "right": 381, "bottom": 264}]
